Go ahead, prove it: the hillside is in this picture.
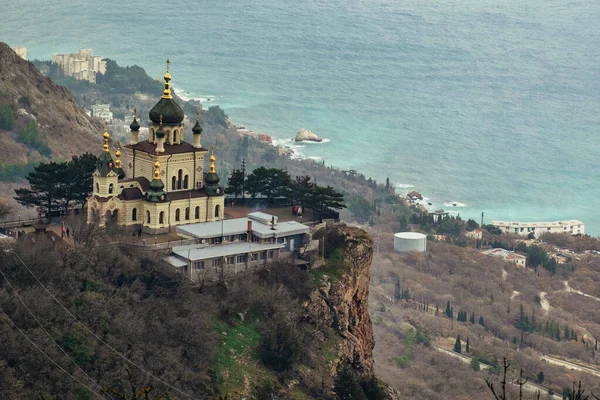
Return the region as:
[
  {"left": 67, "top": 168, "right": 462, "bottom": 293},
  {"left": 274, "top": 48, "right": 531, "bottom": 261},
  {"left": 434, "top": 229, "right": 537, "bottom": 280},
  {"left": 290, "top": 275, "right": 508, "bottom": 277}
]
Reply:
[
  {"left": 0, "top": 223, "right": 396, "bottom": 399},
  {"left": 0, "top": 42, "right": 102, "bottom": 165},
  {"left": 368, "top": 231, "right": 600, "bottom": 399}
]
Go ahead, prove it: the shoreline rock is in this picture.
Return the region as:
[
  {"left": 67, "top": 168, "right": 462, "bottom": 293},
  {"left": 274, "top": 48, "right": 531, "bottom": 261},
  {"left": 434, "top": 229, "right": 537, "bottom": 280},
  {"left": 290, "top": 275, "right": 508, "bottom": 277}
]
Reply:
[{"left": 295, "top": 128, "right": 322, "bottom": 142}]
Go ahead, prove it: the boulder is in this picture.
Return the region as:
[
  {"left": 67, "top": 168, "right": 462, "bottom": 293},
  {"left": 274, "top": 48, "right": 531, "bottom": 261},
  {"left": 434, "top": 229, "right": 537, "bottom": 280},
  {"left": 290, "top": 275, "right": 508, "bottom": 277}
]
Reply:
[{"left": 295, "top": 128, "right": 322, "bottom": 142}]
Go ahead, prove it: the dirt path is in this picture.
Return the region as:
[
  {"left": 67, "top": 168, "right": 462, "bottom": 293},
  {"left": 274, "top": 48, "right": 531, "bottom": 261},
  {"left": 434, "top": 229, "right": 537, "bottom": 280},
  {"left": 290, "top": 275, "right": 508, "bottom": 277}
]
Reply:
[
  {"left": 541, "top": 355, "right": 600, "bottom": 378},
  {"left": 564, "top": 280, "right": 600, "bottom": 303},
  {"left": 539, "top": 291, "right": 551, "bottom": 315}
]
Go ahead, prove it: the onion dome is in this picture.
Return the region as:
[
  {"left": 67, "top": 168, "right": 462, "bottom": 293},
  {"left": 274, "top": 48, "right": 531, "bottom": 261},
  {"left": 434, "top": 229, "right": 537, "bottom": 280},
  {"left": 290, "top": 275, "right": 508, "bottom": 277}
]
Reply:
[
  {"left": 156, "top": 115, "right": 166, "bottom": 138},
  {"left": 192, "top": 112, "right": 202, "bottom": 135},
  {"left": 96, "top": 124, "right": 115, "bottom": 177},
  {"left": 148, "top": 59, "right": 184, "bottom": 124},
  {"left": 114, "top": 147, "right": 126, "bottom": 179},
  {"left": 204, "top": 147, "right": 222, "bottom": 196},
  {"left": 129, "top": 108, "right": 140, "bottom": 131},
  {"left": 146, "top": 158, "right": 167, "bottom": 202}
]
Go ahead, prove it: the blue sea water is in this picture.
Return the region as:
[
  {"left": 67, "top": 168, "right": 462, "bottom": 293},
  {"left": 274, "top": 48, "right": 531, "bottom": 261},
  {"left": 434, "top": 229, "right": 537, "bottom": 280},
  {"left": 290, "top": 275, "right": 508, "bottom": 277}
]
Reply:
[{"left": 2, "top": 0, "right": 599, "bottom": 233}]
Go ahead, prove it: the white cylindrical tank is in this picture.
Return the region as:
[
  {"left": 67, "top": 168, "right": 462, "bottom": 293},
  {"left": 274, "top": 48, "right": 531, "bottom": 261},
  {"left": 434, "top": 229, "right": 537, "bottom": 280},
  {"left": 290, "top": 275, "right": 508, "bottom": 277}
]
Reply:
[{"left": 394, "top": 232, "right": 427, "bottom": 253}]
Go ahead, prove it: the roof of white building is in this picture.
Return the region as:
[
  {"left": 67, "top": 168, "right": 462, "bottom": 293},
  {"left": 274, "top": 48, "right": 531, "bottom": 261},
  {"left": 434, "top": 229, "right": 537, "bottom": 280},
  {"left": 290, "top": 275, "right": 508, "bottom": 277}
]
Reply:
[
  {"left": 491, "top": 220, "right": 584, "bottom": 228},
  {"left": 482, "top": 248, "right": 526, "bottom": 260},
  {"left": 172, "top": 241, "right": 284, "bottom": 262},
  {"left": 176, "top": 215, "right": 310, "bottom": 239}
]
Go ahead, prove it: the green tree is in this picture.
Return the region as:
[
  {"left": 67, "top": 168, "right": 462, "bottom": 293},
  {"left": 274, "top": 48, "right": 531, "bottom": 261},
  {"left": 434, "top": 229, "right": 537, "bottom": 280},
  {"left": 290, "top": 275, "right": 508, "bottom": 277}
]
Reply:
[
  {"left": 398, "top": 215, "right": 409, "bottom": 232},
  {"left": 537, "top": 370, "right": 545, "bottom": 384},
  {"left": 245, "top": 167, "right": 292, "bottom": 202},
  {"left": 394, "top": 278, "right": 402, "bottom": 301},
  {"left": 334, "top": 365, "right": 368, "bottom": 400},
  {"left": 13, "top": 154, "right": 97, "bottom": 216},
  {"left": 64, "top": 153, "right": 98, "bottom": 207},
  {"left": 306, "top": 185, "right": 345, "bottom": 221},
  {"left": 453, "top": 335, "right": 462, "bottom": 353},
  {"left": 14, "top": 161, "right": 69, "bottom": 216},
  {"left": 470, "top": 357, "right": 480, "bottom": 371},
  {"left": 478, "top": 315, "right": 485, "bottom": 327},
  {"left": 0, "top": 104, "right": 15, "bottom": 130},
  {"left": 466, "top": 219, "right": 479, "bottom": 231},
  {"left": 225, "top": 168, "right": 245, "bottom": 199},
  {"left": 466, "top": 336, "right": 470, "bottom": 353}
]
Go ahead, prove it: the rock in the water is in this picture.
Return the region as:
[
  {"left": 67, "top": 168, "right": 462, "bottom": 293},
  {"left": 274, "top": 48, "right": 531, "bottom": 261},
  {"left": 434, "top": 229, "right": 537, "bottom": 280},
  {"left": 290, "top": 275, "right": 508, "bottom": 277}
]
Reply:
[{"left": 295, "top": 128, "right": 322, "bottom": 142}]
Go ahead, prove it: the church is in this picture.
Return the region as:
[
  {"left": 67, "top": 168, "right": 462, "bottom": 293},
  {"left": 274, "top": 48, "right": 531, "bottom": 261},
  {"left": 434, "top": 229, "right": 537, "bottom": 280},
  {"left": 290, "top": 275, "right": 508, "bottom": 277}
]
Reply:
[{"left": 86, "top": 62, "right": 225, "bottom": 234}]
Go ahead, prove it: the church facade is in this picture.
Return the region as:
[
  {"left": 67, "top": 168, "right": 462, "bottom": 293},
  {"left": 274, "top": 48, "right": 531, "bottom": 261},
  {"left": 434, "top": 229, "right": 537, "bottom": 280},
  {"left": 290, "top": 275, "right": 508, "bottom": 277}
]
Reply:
[{"left": 86, "top": 62, "right": 225, "bottom": 234}]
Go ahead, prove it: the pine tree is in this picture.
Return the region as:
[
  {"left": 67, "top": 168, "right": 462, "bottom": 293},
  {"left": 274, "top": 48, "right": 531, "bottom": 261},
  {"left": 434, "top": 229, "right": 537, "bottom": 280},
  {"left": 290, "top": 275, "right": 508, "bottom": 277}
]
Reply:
[
  {"left": 454, "top": 335, "right": 462, "bottom": 353},
  {"left": 394, "top": 278, "right": 402, "bottom": 301}
]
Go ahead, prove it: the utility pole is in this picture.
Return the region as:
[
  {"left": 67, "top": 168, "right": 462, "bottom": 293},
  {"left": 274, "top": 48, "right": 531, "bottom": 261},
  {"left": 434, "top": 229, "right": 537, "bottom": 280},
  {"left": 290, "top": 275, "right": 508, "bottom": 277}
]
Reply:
[{"left": 241, "top": 158, "right": 246, "bottom": 204}]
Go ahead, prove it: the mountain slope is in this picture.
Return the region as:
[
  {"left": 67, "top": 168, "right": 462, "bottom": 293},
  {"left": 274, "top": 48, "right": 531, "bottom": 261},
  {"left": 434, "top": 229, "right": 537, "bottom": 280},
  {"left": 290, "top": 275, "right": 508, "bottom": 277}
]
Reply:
[{"left": 0, "top": 42, "right": 103, "bottom": 164}]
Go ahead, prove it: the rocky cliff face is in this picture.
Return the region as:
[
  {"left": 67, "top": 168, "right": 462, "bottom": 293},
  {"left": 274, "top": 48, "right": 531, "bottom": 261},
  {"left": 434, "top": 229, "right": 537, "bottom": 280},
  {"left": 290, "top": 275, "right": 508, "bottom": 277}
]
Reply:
[
  {"left": 307, "top": 226, "right": 375, "bottom": 376},
  {"left": 0, "top": 42, "right": 103, "bottom": 163}
]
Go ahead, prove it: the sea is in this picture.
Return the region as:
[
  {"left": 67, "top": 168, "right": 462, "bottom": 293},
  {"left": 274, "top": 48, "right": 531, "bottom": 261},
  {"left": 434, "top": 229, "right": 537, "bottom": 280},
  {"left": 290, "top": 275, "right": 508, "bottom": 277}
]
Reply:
[{"left": 2, "top": 0, "right": 599, "bottom": 233}]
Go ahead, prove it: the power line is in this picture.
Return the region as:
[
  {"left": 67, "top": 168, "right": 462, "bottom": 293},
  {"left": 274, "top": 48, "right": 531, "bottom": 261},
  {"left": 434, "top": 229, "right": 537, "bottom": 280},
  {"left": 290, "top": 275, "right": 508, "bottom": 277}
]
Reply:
[
  {"left": 7, "top": 244, "right": 199, "bottom": 400},
  {"left": 0, "top": 266, "right": 112, "bottom": 399},
  {"left": 0, "top": 306, "right": 106, "bottom": 399}
]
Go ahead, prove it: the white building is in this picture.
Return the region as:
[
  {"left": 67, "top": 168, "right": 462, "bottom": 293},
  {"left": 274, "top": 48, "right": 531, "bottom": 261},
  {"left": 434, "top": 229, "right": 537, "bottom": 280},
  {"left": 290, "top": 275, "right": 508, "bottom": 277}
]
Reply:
[
  {"left": 491, "top": 220, "right": 585, "bottom": 238},
  {"left": 52, "top": 49, "right": 106, "bottom": 83},
  {"left": 168, "top": 212, "right": 311, "bottom": 280},
  {"left": 91, "top": 104, "right": 113, "bottom": 122},
  {"left": 483, "top": 248, "right": 526, "bottom": 268},
  {"left": 13, "top": 47, "right": 27, "bottom": 60}
]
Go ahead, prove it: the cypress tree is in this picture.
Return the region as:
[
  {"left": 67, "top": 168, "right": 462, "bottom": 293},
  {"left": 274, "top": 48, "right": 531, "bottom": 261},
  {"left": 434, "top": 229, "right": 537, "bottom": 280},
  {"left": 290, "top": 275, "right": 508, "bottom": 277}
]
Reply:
[
  {"left": 478, "top": 316, "right": 485, "bottom": 327},
  {"left": 454, "top": 335, "right": 462, "bottom": 353},
  {"left": 445, "top": 301, "right": 452, "bottom": 318},
  {"left": 466, "top": 336, "right": 470, "bottom": 353},
  {"left": 470, "top": 312, "right": 475, "bottom": 324},
  {"left": 394, "top": 278, "right": 402, "bottom": 301}
]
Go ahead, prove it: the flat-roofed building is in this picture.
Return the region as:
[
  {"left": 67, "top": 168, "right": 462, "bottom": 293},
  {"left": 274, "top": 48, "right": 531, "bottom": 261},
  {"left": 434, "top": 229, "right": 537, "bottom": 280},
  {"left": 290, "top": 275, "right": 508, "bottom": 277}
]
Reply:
[
  {"left": 491, "top": 220, "right": 584, "bottom": 238},
  {"left": 167, "top": 241, "right": 285, "bottom": 281},
  {"left": 483, "top": 248, "right": 527, "bottom": 268},
  {"left": 177, "top": 212, "right": 310, "bottom": 252}
]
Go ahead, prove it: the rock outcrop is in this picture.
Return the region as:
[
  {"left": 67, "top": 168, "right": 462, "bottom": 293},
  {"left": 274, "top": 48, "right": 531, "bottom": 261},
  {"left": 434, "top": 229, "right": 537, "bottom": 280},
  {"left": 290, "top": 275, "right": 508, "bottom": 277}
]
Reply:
[
  {"left": 304, "top": 225, "right": 378, "bottom": 391},
  {"left": 295, "top": 128, "right": 322, "bottom": 142},
  {"left": 0, "top": 42, "right": 103, "bottom": 164}
]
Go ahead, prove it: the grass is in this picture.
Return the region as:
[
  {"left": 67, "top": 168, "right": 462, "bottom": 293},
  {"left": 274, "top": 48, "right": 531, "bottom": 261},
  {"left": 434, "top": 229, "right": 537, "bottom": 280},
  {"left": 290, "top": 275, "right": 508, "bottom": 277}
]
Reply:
[
  {"left": 394, "top": 329, "right": 417, "bottom": 368},
  {"left": 212, "top": 319, "right": 276, "bottom": 396},
  {"left": 310, "top": 248, "right": 347, "bottom": 284}
]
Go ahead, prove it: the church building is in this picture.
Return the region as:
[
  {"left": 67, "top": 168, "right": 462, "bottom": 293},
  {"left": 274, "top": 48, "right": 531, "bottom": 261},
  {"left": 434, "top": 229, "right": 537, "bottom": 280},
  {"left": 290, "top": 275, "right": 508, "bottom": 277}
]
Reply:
[{"left": 86, "top": 61, "right": 225, "bottom": 234}]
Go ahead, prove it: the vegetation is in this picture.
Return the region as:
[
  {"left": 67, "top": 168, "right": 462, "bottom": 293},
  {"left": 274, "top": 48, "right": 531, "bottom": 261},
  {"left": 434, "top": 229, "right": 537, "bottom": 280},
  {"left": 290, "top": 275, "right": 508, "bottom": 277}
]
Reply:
[
  {"left": 0, "top": 103, "right": 15, "bottom": 130},
  {"left": 17, "top": 119, "right": 52, "bottom": 157},
  {"left": 226, "top": 166, "right": 346, "bottom": 220},
  {"left": 13, "top": 153, "right": 98, "bottom": 215},
  {"left": 0, "top": 160, "right": 38, "bottom": 181}
]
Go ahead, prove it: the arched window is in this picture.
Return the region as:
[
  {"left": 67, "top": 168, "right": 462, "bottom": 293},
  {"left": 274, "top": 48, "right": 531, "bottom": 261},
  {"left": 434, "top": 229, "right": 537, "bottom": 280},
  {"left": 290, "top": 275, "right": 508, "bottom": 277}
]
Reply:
[
  {"left": 132, "top": 208, "right": 137, "bottom": 221},
  {"left": 146, "top": 210, "right": 151, "bottom": 224},
  {"left": 95, "top": 183, "right": 99, "bottom": 193},
  {"left": 177, "top": 169, "right": 183, "bottom": 189},
  {"left": 215, "top": 205, "right": 220, "bottom": 218},
  {"left": 195, "top": 206, "right": 200, "bottom": 219},
  {"left": 185, "top": 207, "right": 190, "bottom": 220},
  {"left": 171, "top": 176, "right": 176, "bottom": 191},
  {"left": 183, "top": 175, "right": 189, "bottom": 189},
  {"left": 108, "top": 183, "right": 114, "bottom": 194},
  {"left": 175, "top": 208, "right": 180, "bottom": 221},
  {"left": 159, "top": 211, "right": 165, "bottom": 224},
  {"left": 150, "top": 128, "right": 155, "bottom": 142},
  {"left": 173, "top": 129, "right": 178, "bottom": 143}
]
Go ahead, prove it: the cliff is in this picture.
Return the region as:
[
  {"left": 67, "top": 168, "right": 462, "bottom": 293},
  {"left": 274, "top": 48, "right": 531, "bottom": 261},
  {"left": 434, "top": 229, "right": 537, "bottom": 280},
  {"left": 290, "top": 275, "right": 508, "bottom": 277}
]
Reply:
[
  {"left": 307, "top": 226, "right": 375, "bottom": 377},
  {"left": 0, "top": 42, "right": 103, "bottom": 164},
  {"left": 301, "top": 225, "right": 400, "bottom": 398}
]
